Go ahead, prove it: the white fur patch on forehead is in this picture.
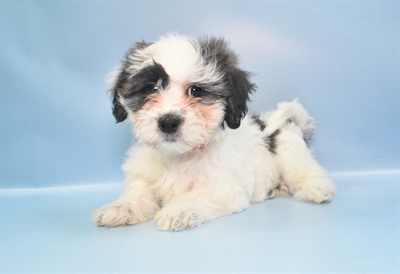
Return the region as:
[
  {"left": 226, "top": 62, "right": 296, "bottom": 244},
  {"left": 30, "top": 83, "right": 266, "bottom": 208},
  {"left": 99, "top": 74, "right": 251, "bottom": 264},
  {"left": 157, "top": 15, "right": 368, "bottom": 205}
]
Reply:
[{"left": 131, "top": 34, "right": 223, "bottom": 85}]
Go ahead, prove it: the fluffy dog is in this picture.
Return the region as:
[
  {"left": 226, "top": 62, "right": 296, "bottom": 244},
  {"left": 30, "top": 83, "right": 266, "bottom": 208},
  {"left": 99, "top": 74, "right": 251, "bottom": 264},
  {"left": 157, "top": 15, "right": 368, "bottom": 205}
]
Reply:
[{"left": 92, "top": 34, "right": 336, "bottom": 231}]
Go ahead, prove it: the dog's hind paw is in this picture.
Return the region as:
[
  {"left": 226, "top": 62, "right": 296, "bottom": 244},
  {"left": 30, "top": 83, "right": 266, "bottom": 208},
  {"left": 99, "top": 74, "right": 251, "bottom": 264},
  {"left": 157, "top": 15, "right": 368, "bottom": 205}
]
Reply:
[
  {"left": 293, "top": 177, "right": 336, "bottom": 204},
  {"left": 155, "top": 209, "right": 201, "bottom": 231}
]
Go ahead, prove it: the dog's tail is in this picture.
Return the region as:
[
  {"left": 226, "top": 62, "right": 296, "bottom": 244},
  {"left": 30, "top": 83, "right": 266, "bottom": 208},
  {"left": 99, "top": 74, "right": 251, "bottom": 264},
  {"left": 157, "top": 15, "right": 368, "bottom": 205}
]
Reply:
[{"left": 264, "top": 99, "right": 315, "bottom": 145}]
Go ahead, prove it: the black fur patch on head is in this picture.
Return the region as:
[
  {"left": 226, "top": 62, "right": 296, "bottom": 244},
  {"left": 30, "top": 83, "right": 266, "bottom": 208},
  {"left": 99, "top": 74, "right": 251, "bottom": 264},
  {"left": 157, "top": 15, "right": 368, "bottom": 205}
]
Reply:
[
  {"left": 250, "top": 114, "right": 266, "bottom": 131},
  {"left": 199, "top": 37, "right": 256, "bottom": 129},
  {"left": 109, "top": 41, "right": 153, "bottom": 123},
  {"left": 121, "top": 61, "right": 169, "bottom": 112},
  {"left": 264, "top": 129, "right": 280, "bottom": 154},
  {"left": 127, "top": 61, "right": 169, "bottom": 95},
  {"left": 109, "top": 41, "right": 169, "bottom": 123}
]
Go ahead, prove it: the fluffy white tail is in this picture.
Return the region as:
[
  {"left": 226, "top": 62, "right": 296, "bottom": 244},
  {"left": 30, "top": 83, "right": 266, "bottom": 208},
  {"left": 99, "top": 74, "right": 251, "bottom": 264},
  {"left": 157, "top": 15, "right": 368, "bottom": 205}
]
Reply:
[{"left": 265, "top": 99, "right": 315, "bottom": 144}]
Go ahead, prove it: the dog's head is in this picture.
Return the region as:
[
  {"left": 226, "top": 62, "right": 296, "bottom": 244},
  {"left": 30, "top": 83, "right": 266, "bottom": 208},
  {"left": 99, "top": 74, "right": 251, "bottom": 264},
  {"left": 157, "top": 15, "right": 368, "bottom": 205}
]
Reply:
[{"left": 108, "top": 34, "right": 255, "bottom": 153}]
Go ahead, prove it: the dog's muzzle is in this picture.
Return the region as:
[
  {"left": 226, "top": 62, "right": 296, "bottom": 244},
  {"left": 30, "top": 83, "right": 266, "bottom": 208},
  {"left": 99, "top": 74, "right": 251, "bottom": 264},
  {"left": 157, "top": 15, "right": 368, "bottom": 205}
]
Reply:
[{"left": 158, "top": 114, "right": 182, "bottom": 134}]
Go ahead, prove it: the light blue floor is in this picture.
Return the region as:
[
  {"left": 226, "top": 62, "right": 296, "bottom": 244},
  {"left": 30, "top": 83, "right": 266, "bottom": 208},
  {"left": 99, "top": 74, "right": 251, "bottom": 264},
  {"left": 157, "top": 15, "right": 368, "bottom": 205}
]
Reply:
[{"left": 1, "top": 173, "right": 398, "bottom": 273}]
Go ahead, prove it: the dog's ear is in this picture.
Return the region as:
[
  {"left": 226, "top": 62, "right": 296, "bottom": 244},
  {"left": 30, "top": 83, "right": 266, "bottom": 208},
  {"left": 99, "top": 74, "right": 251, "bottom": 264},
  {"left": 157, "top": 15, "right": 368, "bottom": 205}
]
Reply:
[
  {"left": 200, "top": 37, "right": 256, "bottom": 129},
  {"left": 223, "top": 66, "right": 255, "bottom": 129},
  {"left": 107, "top": 41, "right": 151, "bottom": 123},
  {"left": 108, "top": 65, "right": 128, "bottom": 123}
]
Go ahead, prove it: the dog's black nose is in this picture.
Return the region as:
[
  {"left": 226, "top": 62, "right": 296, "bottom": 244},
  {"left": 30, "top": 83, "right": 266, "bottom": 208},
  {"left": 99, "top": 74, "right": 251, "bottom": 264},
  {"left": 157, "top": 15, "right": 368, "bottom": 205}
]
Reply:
[{"left": 158, "top": 114, "right": 182, "bottom": 134}]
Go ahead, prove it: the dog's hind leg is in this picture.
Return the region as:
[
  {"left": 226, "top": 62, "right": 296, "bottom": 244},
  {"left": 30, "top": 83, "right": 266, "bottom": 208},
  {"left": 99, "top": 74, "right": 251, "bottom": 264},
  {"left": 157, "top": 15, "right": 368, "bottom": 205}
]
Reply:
[{"left": 275, "top": 124, "right": 336, "bottom": 204}]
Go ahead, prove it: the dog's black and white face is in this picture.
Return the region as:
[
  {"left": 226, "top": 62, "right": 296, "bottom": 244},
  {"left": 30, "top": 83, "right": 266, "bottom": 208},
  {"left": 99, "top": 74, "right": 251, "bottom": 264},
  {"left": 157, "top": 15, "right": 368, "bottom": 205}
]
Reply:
[{"left": 108, "top": 34, "right": 255, "bottom": 153}]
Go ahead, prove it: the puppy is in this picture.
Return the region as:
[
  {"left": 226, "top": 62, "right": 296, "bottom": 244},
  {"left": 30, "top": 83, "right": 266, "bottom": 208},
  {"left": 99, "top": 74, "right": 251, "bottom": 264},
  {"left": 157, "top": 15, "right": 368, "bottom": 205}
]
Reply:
[{"left": 92, "top": 34, "right": 335, "bottom": 231}]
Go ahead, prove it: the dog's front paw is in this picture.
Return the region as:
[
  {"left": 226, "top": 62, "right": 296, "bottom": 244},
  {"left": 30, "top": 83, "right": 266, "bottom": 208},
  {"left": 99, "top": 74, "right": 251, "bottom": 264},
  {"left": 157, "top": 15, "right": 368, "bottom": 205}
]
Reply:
[
  {"left": 293, "top": 177, "right": 336, "bottom": 204},
  {"left": 92, "top": 200, "right": 157, "bottom": 227},
  {"left": 154, "top": 209, "right": 201, "bottom": 231}
]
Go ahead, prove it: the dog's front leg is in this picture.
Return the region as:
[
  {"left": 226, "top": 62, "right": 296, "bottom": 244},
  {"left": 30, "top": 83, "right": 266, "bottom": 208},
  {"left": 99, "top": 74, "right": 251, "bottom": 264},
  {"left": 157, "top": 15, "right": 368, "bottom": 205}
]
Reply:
[
  {"left": 92, "top": 179, "right": 160, "bottom": 227},
  {"left": 154, "top": 190, "right": 250, "bottom": 231}
]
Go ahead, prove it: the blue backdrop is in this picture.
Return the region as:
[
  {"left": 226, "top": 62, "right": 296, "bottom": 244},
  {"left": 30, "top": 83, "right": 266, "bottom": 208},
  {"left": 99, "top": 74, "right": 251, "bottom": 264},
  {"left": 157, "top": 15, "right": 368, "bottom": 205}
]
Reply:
[{"left": 2, "top": 1, "right": 398, "bottom": 189}]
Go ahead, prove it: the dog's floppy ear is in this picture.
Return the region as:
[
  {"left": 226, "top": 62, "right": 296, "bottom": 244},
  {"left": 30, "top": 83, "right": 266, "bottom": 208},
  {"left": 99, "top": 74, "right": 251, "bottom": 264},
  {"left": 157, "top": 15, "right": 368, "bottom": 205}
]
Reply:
[
  {"left": 108, "top": 65, "right": 128, "bottom": 123},
  {"left": 200, "top": 37, "right": 255, "bottom": 129},
  {"left": 107, "top": 41, "right": 151, "bottom": 123},
  {"left": 223, "top": 66, "right": 255, "bottom": 129}
]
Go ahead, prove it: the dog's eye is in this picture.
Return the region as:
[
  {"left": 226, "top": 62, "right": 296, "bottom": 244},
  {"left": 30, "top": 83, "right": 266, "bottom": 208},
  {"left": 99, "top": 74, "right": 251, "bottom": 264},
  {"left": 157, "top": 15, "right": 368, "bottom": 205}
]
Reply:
[
  {"left": 142, "top": 85, "right": 158, "bottom": 93},
  {"left": 188, "top": 86, "right": 203, "bottom": 97}
]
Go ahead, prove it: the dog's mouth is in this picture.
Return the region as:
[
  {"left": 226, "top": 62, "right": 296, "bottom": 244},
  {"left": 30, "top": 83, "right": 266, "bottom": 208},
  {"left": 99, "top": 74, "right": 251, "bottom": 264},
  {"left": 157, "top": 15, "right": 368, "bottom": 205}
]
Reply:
[
  {"left": 162, "top": 134, "right": 178, "bottom": 143},
  {"left": 156, "top": 131, "right": 207, "bottom": 153}
]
